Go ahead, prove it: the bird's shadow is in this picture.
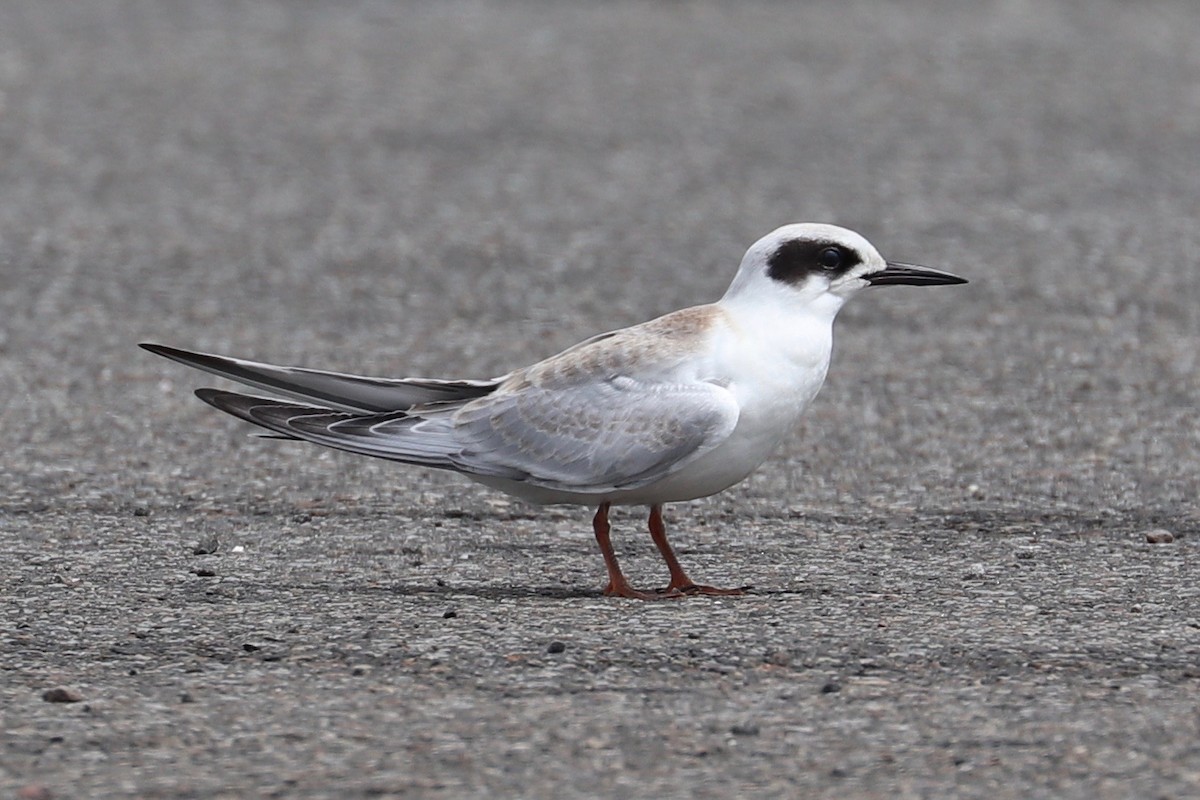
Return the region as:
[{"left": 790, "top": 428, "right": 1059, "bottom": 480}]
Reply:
[
  {"left": 272, "top": 580, "right": 800, "bottom": 602},
  {"left": 270, "top": 580, "right": 599, "bottom": 601}
]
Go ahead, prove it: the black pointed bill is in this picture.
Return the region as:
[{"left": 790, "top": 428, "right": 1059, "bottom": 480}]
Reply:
[{"left": 867, "top": 261, "right": 968, "bottom": 287}]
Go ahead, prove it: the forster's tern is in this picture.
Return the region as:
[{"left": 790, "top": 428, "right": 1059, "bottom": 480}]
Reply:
[{"left": 142, "top": 223, "right": 966, "bottom": 599}]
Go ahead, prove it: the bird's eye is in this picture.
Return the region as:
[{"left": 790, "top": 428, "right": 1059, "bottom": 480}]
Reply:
[{"left": 818, "top": 247, "right": 842, "bottom": 270}]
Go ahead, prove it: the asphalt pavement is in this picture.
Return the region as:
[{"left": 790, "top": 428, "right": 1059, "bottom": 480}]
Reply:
[{"left": 2, "top": 2, "right": 1199, "bottom": 798}]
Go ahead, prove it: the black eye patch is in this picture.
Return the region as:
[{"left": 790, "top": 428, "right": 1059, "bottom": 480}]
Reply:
[{"left": 766, "top": 239, "right": 862, "bottom": 284}]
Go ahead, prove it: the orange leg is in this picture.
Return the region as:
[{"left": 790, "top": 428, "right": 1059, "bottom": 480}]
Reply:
[
  {"left": 592, "top": 503, "right": 682, "bottom": 600},
  {"left": 647, "top": 505, "right": 749, "bottom": 596}
]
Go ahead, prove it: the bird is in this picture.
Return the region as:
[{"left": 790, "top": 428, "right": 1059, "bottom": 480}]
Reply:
[{"left": 142, "top": 223, "right": 966, "bottom": 599}]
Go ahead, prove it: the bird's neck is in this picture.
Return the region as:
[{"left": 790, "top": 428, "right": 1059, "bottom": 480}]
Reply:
[
  {"left": 720, "top": 279, "right": 844, "bottom": 344},
  {"left": 716, "top": 288, "right": 843, "bottom": 387}
]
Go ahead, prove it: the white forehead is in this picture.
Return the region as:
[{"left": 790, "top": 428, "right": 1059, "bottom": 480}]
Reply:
[{"left": 747, "top": 223, "right": 880, "bottom": 263}]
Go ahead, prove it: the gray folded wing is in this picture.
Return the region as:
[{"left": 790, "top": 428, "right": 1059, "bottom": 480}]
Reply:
[{"left": 196, "top": 374, "right": 740, "bottom": 494}]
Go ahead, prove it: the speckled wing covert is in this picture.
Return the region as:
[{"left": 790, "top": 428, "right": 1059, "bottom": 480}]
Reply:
[{"left": 445, "top": 372, "right": 739, "bottom": 490}]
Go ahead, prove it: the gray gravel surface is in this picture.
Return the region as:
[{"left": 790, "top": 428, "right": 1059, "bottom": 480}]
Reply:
[{"left": 3, "top": 2, "right": 1200, "bottom": 798}]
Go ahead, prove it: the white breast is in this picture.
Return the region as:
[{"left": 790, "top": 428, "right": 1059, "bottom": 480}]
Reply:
[{"left": 623, "top": 301, "right": 834, "bottom": 504}]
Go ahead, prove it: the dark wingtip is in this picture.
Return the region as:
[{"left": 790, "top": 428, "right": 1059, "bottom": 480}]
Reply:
[
  {"left": 194, "top": 386, "right": 236, "bottom": 410},
  {"left": 192, "top": 388, "right": 303, "bottom": 441},
  {"left": 140, "top": 342, "right": 196, "bottom": 360}
]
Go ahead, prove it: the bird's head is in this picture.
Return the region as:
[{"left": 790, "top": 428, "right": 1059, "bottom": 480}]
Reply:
[{"left": 722, "top": 223, "right": 966, "bottom": 313}]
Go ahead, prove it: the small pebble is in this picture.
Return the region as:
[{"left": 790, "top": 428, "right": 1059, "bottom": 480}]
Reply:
[
  {"left": 821, "top": 681, "right": 841, "bottom": 694},
  {"left": 730, "top": 723, "right": 760, "bottom": 736},
  {"left": 547, "top": 640, "right": 566, "bottom": 654},
  {"left": 193, "top": 536, "right": 220, "bottom": 555},
  {"left": 1144, "top": 529, "right": 1175, "bottom": 544},
  {"left": 443, "top": 610, "right": 458, "bottom": 619},
  {"left": 42, "top": 686, "right": 83, "bottom": 703}
]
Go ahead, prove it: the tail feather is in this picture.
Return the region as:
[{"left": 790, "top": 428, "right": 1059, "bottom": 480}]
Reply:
[
  {"left": 142, "top": 343, "right": 498, "bottom": 413},
  {"left": 195, "top": 388, "right": 469, "bottom": 470}
]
